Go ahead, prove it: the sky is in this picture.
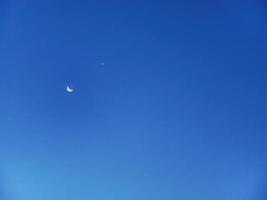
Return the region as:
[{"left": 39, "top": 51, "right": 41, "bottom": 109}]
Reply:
[{"left": 0, "top": 0, "right": 267, "bottom": 199}]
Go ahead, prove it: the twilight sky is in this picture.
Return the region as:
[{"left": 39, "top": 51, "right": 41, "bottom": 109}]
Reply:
[{"left": 0, "top": 0, "right": 267, "bottom": 199}]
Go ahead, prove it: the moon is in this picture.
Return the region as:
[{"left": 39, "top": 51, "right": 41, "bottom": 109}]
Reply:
[{"left": 66, "top": 86, "right": 74, "bottom": 93}]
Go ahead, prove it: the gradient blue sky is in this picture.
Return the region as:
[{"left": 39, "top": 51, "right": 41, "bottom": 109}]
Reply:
[{"left": 0, "top": 0, "right": 267, "bottom": 199}]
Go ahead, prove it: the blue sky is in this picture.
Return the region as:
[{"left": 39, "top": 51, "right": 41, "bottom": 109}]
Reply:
[{"left": 0, "top": 0, "right": 267, "bottom": 199}]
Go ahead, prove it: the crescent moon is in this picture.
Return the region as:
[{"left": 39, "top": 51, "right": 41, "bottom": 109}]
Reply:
[{"left": 66, "top": 86, "right": 73, "bottom": 93}]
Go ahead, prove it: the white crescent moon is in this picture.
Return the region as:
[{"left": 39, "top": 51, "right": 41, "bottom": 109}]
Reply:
[{"left": 66, "top": 86, "right": 73, "bottom": 93}]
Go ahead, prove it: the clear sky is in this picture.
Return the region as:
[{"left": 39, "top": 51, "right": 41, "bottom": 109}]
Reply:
[{"left": 0, "top": 0, "right": 267, "bottom": 199}]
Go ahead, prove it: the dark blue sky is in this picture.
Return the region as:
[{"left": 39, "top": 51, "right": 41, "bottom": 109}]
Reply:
[{"left": 0, "top": 0, "right": 267, "bottom": 199}]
